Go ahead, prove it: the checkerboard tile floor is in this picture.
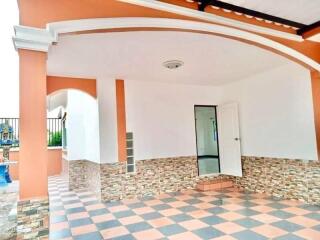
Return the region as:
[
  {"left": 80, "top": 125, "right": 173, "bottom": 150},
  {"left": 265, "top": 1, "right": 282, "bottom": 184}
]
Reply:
[{"left": 49, "top": 175, "right": 320, "bottom": 240}]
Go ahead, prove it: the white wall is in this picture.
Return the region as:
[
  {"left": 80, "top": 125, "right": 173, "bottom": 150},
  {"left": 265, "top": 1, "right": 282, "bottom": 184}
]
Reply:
[
  {"left": 96, "top": 62, "right": 317, "bottom": 163},
  {"left": 66, "top": 90, "right": 100, "bottom": 163},
  {"left": 221, "top": 63, "right": 317, "bottom": 160},
  {"left": 125, "top": 80, "right": 222, "bottom": 160},
  {"left": 88, "top": 62, "right": 317, "bottom": 163},
  {"left": 97, "top": 78, "right": 118, "bottom": 163}
]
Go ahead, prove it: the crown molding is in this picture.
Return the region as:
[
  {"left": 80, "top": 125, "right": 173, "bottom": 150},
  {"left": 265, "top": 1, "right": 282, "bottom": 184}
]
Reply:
[
  {"left": 13, "top": 25, "right": 57, "bottom": 52},
  {"left": 119, "top": 0, "right": 303, "bottom": 42}
]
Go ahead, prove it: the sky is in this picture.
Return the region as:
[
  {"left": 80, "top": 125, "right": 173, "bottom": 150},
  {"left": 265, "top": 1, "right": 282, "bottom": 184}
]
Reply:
[{"left": 0, "top": 1, "right": 19, "bottom": 117}]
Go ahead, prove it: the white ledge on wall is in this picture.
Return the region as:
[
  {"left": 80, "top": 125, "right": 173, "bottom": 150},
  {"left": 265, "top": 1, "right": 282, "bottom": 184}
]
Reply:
[
  {"left": 118, "top": 0, "right": 303, "bottom": 42},
  {"left": 13, "top": 25, "right": 57, "bottom": 52}
]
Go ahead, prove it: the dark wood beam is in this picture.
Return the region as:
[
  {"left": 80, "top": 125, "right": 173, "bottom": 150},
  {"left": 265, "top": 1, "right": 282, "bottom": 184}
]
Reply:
[
  {"left": 197, "top": 0, "right": 305, "bottom": 29},
  {"left": 198, "top": 0, "right": 211, "bottom": 11},
  {"left": 297, "top": 20, "right": 320, "bottom": 36}
]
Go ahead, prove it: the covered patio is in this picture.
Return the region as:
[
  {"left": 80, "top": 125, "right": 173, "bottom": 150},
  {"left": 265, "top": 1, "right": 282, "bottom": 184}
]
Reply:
[{"left": 1, "top": 0, "right": 320, "bottom": 239}]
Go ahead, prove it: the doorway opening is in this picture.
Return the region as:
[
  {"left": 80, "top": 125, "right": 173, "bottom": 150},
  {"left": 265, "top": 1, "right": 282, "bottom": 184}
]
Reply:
[{"left": 194, "top": 105, "right": 220, "bottom": 176}]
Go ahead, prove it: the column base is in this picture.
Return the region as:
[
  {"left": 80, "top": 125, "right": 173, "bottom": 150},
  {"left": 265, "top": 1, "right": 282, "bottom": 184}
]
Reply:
[{"left": 17, "top": 198, "right": 49, "bottom": 239}]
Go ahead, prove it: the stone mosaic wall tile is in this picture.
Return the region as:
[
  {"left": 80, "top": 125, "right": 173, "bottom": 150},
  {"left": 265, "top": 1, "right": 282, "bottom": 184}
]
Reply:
[
  {"left": 17, "top": 198, "right": 49, "bottom": 240},
  {"left": 69, "top": 160, "right": 87, "bottom": 190},
  {"left": 283, "top": 159, "right": 308, "bottom": 202},
  {"left": 86, "top": 161, "right": 102, "bottom": 200},
  {"left": 68, "top": 155, "right": 320, "bottom": 204},
  {"left": 0, "top": 187, "right": 17, "bottom": 240},
  {"left": 306, "top": 161, "right": 320, "bottom": 204},
  {"left": 68, "top": 160, "right": 101, "bottom": 199},
  {"left": 100, "top": 163, "right": 124, "bottom": 201},
  {"left": 99, "top": 156, "right": 228, "bottom": 202},
  {"left": 264, "top": 158, "right": 286, "bottom": 198},
  {"left": 235, "top": 157, "right": 320, "bottom": 204},
  {"left": 135, "top": 160, "right": 160, "bottom": 197}
]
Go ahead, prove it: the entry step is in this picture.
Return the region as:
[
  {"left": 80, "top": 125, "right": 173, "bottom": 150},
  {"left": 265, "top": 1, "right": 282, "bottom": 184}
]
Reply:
[{"left": 196, "top": 179, "right": 233, "bottom": 191}]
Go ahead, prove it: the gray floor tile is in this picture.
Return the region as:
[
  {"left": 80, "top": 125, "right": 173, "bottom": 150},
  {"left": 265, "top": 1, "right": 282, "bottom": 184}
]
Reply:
[
  {"left": 158, "top": 224, "right": 186, "bottom": 236},
  {"left": 96, "top": 220, "right": 121, "bottom": 230},
  {"left": 271, "top": 220, "right": 304, "bottom": 232},
  {"left": 200, "top": 215, "right": 226, "bottom": 225},
  {"left": 169, "top": 213, "right": 193, "bottom": 222},
  {"left": 74, "top": 231, "right": 103, "bottom": 240},
  {"left": 126, "top": 222, "right": 153, "bottom": 233},
  {"left": 232, "top": 230, "right": 268, "bottom": 240},
  {"left": 273, "top": 234, "right": 307, "bottom": 240},
  {"left": 234, "top": 218, "right": 264, "bottom": 228},
  {"left": 193, "top": 227, "right": 224, "bottom": 239},
  {"left": 113, "top": 210, "right": 136, "bottom": 219},
  {"left": 69, "top": 217, "right": 93, "bottom": 228},
  {"left": 236, "top": 208, "right": 260, "bottom": 217},
  {"left": 269, "top": 210, "right": 295, "bottom": 219}
]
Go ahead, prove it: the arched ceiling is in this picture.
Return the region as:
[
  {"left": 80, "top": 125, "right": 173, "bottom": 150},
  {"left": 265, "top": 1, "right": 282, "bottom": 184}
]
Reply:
[{"left": 47, "top": 31, "right": 300, "bottom": 85}]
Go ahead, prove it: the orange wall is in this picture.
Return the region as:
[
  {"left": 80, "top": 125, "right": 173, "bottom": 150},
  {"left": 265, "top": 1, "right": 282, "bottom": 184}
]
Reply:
[
  {"left": 47, "top": 76, "right": 97, "bottom": 98},
  {"left": 18, "top": 0, "right": 320, "bottom": 65},
  {"left": 6, "top": 148, "right": 62, "bottom": 181},
  {"left": 311, "top": 71, "right": 320, "bottom": 159},
  {"left": 116, "top": 80, "right": 127, "bottom": 162}
]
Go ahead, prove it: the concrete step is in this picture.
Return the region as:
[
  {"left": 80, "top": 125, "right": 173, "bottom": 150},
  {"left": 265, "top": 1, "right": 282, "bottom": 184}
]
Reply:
[{"left": 196, "top": 179, "right": 233, "bottom": 191}]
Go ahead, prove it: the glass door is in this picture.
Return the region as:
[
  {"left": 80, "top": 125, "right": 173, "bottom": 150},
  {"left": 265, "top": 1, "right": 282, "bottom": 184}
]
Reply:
[{"left": 194, "top": 106, "right": 220, "bottom": 175}]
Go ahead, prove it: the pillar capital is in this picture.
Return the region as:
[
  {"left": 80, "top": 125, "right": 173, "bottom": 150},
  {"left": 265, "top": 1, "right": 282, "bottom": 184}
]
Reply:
[{"left": 13, "top": 25, "right": 56, "bottom": 52}]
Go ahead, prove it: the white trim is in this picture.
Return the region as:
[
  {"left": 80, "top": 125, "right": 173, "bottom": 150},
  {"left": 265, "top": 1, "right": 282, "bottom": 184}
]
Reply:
[
  {"left": 0, "top": 147, "right": 62, "bottom": 152},
  {"left": 118, "top": 0, "right": 303, "bottom": 42},
  {"left": 46, "top": 17, "right": 320, "bottom": 71},
  {"left": 13, "top": 25, "right": 56, "bottom": 52},
  {"left": 308, "top": 33, "right": 320, "bottom": 43}
]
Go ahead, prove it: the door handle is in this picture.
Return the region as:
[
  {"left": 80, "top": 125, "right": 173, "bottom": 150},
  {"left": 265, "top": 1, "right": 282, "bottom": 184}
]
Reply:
[{"left": 234, "top": 138, "right": 240, "bottom": 141}]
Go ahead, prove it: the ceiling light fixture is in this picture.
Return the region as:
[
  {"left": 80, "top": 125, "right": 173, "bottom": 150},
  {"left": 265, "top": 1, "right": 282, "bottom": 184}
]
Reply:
[{"left": 163, "top": 60, "right": 184, "bottom": 69}]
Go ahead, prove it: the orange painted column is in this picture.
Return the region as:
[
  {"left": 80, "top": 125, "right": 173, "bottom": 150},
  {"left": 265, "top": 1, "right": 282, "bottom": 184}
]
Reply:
[
  {"left": 311, "top": 70, "right": 320, "bottom": 160},
  {"left": 19, "top": 49, "right": 48, "bottom": 199},
  {"left": 115, "top": 79, "right": 127, "bottom": 162}
]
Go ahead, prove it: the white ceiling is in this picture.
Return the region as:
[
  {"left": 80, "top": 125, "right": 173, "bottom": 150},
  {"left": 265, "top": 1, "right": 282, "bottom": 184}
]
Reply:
[
  {"left": 220, "top": 0, "right": 320, "bottom": 25},
  {"left": 47, "top": 31, "right": 293, "bottom": 86}
]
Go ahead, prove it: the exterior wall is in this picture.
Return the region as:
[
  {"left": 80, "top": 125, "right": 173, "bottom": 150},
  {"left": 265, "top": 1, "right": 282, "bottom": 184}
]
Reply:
[
  {"left": 235, "top": 157, "right": 320, "bottom": 204},
  {"left": 68, "top": 157, "right": 231, "bottom": 201},
  {"left": 65, "top": 90, "right": 100, "bottom": 163},
  {"left": 100, "top": 156, "right": 200, "bottom": 201},
  {"left": 62, "top": 152, "right": 69, "bottom": 176},
  {"left": 97, "top": 78, "right": 118, "bottom": 163},
  {"left": 222, "top": 62, "right": 318, "bottom": 160},
  {"left": 63, "top": 50, "right": 320, "bottom": 204},
  {"left": 47, "top": 76, "right": 96, "bottom": 98},
  {"left": 68, "top": 160, "right": 101, "bottom": 199},
  {"left": 125, "top": 80, "right": 222, "bottom": 160},
  {"left": 67, "top": 156, "right": 320, "bottom": 204},
  {"left": 48, "top": 148, "right": 62, "bottom": 176},
  {"left": 2, "top": 148, "right": 62, "bottom": 180}
]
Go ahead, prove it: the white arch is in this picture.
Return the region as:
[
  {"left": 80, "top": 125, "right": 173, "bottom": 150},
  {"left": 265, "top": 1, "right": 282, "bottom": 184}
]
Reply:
[{"left": 13, "top": 17, "right": 320, "bottom": 71}]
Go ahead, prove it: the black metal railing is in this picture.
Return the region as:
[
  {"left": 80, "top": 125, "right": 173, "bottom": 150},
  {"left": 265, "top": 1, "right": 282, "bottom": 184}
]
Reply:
[
  {"left": 47, "top": 118, "right": 63, "bottom": 147},
  {"left": 0, "top": 118, "right": 62, "bottom": 148}
]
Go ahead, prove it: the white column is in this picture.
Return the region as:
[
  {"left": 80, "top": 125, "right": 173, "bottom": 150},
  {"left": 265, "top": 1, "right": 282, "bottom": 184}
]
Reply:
[{"left": 97, "top": 78, "right": 118, "bottom": 163}]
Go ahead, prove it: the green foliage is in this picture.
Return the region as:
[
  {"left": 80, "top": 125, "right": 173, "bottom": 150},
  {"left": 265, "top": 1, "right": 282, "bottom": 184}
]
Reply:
[{"left": 48, "top": 131, "right": 62, "bottom": 146}]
